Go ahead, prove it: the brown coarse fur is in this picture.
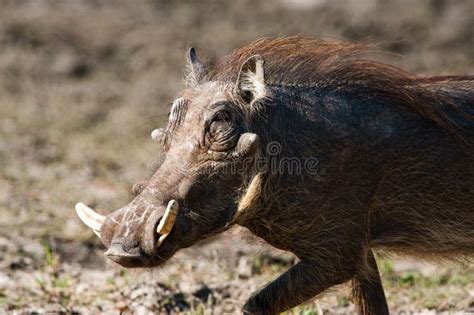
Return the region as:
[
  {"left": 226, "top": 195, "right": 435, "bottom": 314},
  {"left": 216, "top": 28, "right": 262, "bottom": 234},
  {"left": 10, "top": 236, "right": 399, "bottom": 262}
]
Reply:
[
  {"left": 210, "top": 37, "right": 472, "bottom": 143},
  {"left": 99, "top": 37, "right": 473, "bottom": 315},
  {"left": 213, "top": 37, "right": 473, "bottom": 313}
]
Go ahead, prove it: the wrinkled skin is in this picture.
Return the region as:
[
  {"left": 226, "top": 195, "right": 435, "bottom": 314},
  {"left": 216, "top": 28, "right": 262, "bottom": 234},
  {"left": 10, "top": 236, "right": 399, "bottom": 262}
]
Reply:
[
  {"left": 99, "top": 82, "right": 259, "bottom": 268},
  {"left": 77, "top": 38, "right": 474, "bottom": 315}
]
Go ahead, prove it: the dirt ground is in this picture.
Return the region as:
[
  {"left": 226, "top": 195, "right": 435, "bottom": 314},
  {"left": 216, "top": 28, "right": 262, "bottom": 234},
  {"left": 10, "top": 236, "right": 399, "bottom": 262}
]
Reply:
[{"left": 0, "top": 0, "right": 473, "bottom": 314}]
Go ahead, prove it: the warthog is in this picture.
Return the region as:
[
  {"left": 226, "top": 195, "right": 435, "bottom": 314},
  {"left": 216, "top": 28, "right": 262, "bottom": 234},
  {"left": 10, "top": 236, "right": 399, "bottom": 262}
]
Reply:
[{"left": 76, "top": 37, "right": 473, "bottom": 314}]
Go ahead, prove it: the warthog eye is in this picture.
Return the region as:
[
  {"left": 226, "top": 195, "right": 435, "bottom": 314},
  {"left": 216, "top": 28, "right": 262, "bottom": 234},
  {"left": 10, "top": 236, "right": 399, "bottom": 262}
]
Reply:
[
  {"left": 207, "top": 110, "right": 232, "bottom": 133},
  {"left": 212, "top": 110, "right": 231, "bottom": 123},
  {"left": 206, "top": 110, "right": 239, "bottom": 152}
]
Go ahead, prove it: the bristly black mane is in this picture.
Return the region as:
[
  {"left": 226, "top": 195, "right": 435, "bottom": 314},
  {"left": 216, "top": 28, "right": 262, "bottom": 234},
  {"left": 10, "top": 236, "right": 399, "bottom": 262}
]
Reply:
[{"left": 208, "top": 37, "right": 473, "bottom": 142}]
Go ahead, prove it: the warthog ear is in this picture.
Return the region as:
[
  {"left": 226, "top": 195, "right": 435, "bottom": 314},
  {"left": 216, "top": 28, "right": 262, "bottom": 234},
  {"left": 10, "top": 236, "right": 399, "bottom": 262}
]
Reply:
[
  {"left": 186, "top": 47, "right": 207, "bottom": 87},
  {"left": 235, "top": 55, "right": 267, "bottom": 105}
]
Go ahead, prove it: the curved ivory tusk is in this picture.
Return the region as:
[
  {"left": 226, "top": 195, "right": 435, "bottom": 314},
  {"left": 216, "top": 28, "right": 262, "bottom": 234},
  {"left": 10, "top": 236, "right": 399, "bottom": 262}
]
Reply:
[
  {"left": 75, "top": 202, "right": 105, "bottom": 235},
  {"left": 156, "top": 200, "right": 179, "bottom": 246}
]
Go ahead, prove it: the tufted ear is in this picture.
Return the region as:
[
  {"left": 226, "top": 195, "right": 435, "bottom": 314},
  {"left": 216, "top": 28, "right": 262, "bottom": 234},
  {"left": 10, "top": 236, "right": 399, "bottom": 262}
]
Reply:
[
  {"left": 235, "top": 55, "right": 267, "bottom": 105},
  {"left": 186, "top": 47, "right": 207, "bottom": 87}
]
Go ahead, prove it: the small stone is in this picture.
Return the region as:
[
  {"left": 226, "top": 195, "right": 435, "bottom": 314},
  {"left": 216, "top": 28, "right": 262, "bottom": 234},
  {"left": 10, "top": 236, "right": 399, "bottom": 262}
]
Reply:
[
  {"left": 21, "top": 240, "right": 44, "bottom": 259},
  {"left": 134, "top": 305, "right": 149, "bottom": 315},
  {"left": 0, "top": 272, "right": 13, "bottom": 288},
  {"left": 237, "top": 257, "right": 252, "bottom": 279},
  {"left": 116, "top": 301, "right": 128, "bottom": 311}
]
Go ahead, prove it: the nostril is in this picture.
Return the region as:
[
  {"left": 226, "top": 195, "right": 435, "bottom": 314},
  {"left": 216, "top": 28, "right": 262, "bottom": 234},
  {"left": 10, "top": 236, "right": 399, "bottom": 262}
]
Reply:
[
  {"left": 105, "top": 242, "right": 142, "bottom": 259},
  {"left": 104, "top": 241, "right": 148, "bottom": 268}
]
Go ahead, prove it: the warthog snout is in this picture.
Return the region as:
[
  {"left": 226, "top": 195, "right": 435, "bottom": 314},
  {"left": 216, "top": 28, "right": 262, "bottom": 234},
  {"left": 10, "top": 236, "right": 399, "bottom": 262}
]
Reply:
[
  {"left": 75, "top": 200, "right": 181, "bottom": 268},
  {"left": 104, "top": 239, "right": 143, "bottom": 268}
]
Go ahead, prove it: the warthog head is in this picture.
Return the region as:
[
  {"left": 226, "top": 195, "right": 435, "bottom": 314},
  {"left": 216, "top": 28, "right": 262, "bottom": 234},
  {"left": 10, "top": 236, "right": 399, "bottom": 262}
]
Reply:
[{"left": 76, "top": 48, "right": 266, "bottom": 268}]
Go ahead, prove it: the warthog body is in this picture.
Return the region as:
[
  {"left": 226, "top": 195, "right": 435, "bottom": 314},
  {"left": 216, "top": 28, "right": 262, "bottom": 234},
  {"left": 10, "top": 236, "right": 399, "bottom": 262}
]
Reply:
[{"left": 76, "top": 37, "right": 473, "bottom": 314}]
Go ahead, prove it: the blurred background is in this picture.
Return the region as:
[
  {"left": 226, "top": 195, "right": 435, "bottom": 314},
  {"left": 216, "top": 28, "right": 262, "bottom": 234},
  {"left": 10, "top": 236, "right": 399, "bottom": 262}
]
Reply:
[{"left": 0, "top": 0, "right": 473, "bottom": 313}]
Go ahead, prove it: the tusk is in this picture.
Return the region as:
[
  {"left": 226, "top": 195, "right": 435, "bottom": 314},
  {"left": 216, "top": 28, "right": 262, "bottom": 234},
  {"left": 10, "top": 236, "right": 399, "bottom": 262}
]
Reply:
[
  {"left": 156, "top": 200, "right": 179, "bottom": 235},
  {"left": 75, "top": 202, "right": 105, "bottom": 235},
  {"left": 156, "top": 200, "right": 179, "bottom": 246}
]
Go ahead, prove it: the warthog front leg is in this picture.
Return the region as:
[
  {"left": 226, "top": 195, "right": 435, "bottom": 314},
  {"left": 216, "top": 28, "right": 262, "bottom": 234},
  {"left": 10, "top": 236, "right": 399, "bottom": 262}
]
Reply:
[
  {"left": 242, "top": 259, "right": 354, "bottom": 315},
  {"left": 351, "top": 250, "right": 389, "bottom": 315}
]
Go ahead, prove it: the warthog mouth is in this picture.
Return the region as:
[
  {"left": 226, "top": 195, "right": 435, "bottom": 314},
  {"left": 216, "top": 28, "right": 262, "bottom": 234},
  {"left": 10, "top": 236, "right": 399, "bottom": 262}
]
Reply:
[{"left": 75, "top": 200, "right": 180, "bottom": 267}]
